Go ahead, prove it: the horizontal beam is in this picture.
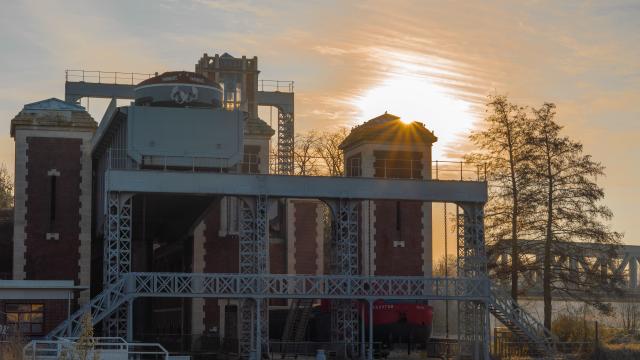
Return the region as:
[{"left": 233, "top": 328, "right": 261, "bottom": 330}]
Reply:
[
  {"left": 49, "top": 272, "right": 489, "bottom": 338},
  {"left": 257, "top": 91, "right": 294, "bottom": 113},
  {"left": 65, "top": 82, "right": 135, "bottom": 103},
  {"left": 131, "top": 272, "right": 489, "bottom": 301},
  {"left": 106, "top": 169, "right": 487, "bottom": 203}
]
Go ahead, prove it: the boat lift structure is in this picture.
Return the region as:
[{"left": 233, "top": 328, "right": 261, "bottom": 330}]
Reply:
[{"left": 51, "top": 57, "right": 555, "bottom": 360}]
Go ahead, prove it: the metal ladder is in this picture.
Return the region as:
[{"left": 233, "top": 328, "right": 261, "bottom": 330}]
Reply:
[{"left": 488, "top": 284, "right": 556, "bottom": 357}]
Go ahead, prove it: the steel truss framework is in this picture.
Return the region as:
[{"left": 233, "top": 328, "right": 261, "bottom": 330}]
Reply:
[
  {"left": 456, "top": 204, "right": 489, "bottom": 359},
  {"left": 55, "top": 182, "right": 537, "bottom": 360},
  {"left": 238, "top": 196, "right": 270, "bottom": 357},
  {"left": 48, "top": 272, "right": 490, "bottom": 339},
  {"left": 327, "top": 199, "right": 359, "bottom": 354},
  {"left": 66, "top": 196, "right": 497, "bottom": 360},
  {"left": 103, "top": 192, "right": 132, "bottom": 338},
  {"left": 277, "top": 110, "right": 294, "bottom": 175}
]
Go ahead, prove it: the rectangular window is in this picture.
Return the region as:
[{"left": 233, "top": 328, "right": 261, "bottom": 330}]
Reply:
[
  {"left": 49, "top": 175, "right": 57, "bottom": 225},
  {"left": 347, "top": 156, "right": 362, "bottom": 177},
  {"left": 241, "top": 145, "right": 260, "bottom": 174},
  {"left": 5, "top": 303, "right": 44, "bottom": 335}
]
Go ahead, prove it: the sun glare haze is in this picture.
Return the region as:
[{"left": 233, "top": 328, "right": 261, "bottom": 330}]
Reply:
[{"left": 352, "top": 50, "right": 477, "bottom": 159}]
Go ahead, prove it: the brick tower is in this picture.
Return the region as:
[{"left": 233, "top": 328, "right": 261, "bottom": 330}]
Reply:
[
  {"left": 340, "top": 113, "right": 437, "bottom": 277},
  {"left": 10, "top": 98, "right": 97, "bottom": 305}
]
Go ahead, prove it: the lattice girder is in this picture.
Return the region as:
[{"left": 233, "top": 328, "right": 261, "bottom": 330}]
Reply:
[
  {"left": 103, "top": 192, "right": 133, "bottom": 338},
  {"left": 238, "top": 196, "right": 270, "bottom": 358}
]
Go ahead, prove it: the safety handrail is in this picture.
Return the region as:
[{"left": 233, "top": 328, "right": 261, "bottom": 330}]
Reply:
[
  {"left": 489, "top": 284, "right": 557, "bottom": 352},
  {"left": 65, "top": 69, "right": 155, "bottom": 85}
]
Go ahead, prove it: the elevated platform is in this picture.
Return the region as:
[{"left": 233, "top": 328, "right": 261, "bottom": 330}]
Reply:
[{"left": 105, "top": 169, "right": 487, "bottom": 203}]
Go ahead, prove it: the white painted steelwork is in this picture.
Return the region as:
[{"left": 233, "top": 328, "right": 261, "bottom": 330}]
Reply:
[
  {"left": 104, "top": 169, "right": 487, "bottom": 203},
  {"left": 48, "top": 272, "right": 489, "bottom": 339}
]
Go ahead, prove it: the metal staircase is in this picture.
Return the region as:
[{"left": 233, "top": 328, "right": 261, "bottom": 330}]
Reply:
[
  {"left": 488, "top": 284, "right": 556, "bottom": 357},
  {"left": 281, "top": 298, "right": 314, "bottom": 342},
  {"left": 47, "top": 276, "right": 130, "bottom": 338}
]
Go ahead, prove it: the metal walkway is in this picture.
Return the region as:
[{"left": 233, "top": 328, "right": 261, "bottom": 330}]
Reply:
[{"left": 49, "top": 272, "right": 489, "bottom": 338}]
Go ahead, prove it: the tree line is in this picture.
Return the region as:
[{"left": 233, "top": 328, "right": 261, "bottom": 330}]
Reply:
[
  {"left": 467, "top": 94, "right": 623, "bottom": 329},
  {"left": 271, "top": 128, "right": 349, "bottom": 177}
]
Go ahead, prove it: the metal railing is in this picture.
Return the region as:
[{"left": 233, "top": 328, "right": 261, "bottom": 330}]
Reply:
[
  {"left": 259, "top": 79, "right": 294, "bottom": 93},
  {"left": 49, "top": 272, "right": 489, "bottom": 339},
  {"left": 106, "top": 149, "right": 486, "bottom": 181},
  {"left": 108, "top": 149, "right": 232, "bottom": 172},
  {"left": 24, "top": 337, "right": 169, "bottom": 359},
  {"left": 269, "top": 341, "right": 386, "bottom": 358},
  {"left": 489, "top": 284, "right": 557, "bottom": 355},
  {"left": 65, "top": 69, "right": 154, "bottom": 85}
]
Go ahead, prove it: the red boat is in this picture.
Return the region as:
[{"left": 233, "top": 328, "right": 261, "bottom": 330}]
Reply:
[{"left": 310, "top": 300, "right": 433, "bottom": 344}]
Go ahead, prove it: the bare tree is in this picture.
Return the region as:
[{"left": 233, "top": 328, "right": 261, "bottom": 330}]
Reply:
[
  {"left": 0, "top": 164, "right": 13, "bottom": 208},
  {"left": 60, "top": 313, "right": 99, "bottom": 360},
  {"left": 466, "top": 94, "right": 535, "bottom": 301},
  {"left": 620, "top": 303, "right": 639, "bottom": 334},
  {"left": 528, "top": 103, "right": 623, "bottom": 329},
  {"left": 293, "top": 131, "right": 321, "bottom": 176},
  {"left": 315, "top": 128, "right": 348, "bottom": 177},
  {"left": 433, "top": 254, "right": 457, "bottom": 277}
]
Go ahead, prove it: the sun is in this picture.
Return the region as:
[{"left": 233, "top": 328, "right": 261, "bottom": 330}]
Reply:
[{"left": 352, "top": 52, "right": 477, "bottom": 160}]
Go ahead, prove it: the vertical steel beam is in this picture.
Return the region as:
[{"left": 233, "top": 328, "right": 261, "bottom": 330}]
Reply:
[
  {"left": 238, "top": 196, "right": 270, "bottom": 358},
  {"left": 103, "top": 192, "right": 132, "bottom": 338},
  {"left": 328, "top": 199, "right": 359, "bottom": 355},
  {"left": 456, "top": 203, "right": 488, "bottom": 360},
  {"left": 277, "top": 110, "right": 294, "bottom": 175}
]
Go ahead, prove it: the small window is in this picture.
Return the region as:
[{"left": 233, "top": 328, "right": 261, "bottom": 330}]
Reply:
[
  {"left": 347, "top": 155, "right": 362, "bottom": 177},
  {"left": 5, "top": 303, "right": 45, "bottom": 335},
  {"left": 49, "top": 175, "right": 57, "bottom": 225}
]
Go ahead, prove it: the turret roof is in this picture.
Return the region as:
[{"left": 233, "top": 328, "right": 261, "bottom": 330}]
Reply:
[{"left": 339, "top": 113, "right": 437, "bottom": 150}]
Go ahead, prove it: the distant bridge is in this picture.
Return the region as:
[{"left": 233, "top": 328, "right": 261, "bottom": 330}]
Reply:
[{"left": 490, "top": 240, "right": 640, "bottom": 301}]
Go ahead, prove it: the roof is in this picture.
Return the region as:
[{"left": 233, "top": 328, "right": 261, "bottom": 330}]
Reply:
[
  {"left": 10, "top": 98, "right": 97, "bottom": 137},
  {"left": 246, "top": 117, "right": 275, "bottom": 137},
  {"left": 137, "top": 71, "right": 219, "bottom": 88},
  {"left": 0, "top": 280, "right": 87, "bottom": 300},
  {"left": 23, "top": 98, "right": 85, "bottom": 111},
  {"left": 339, "top": 113, "right": 438, "bottom": 150}
]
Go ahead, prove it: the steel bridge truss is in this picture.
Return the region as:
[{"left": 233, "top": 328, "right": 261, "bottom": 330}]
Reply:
[
  {"left": 48, "top": 272, "right": 490, "bottom": 339},
  {"left": 79, "top": 190, "right": 503, "bottom": 359},
  {"left": 75, "top": 198, "right": 496, "bottom": 359}
]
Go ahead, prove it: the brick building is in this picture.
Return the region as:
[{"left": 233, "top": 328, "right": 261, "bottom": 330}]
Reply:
[{"left": 2, "top": 56, "right": 439, "bottom": 353}]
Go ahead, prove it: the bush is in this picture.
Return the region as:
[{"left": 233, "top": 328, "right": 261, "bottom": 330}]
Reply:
[{"left": 552, "top": 313, "right": 594, "bottom": 342}]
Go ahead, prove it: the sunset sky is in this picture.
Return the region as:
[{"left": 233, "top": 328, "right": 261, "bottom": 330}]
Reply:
[{"left": 1, "top": 1, "right": 638, "bottom": 252}]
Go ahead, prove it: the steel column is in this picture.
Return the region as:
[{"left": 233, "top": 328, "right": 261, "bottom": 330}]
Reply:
[
  {"left": 277, "top": 110, "right": 294, "bottom": 175},
  {"left": 238, "top": 196, "right": 269, "bottom": 358},
  {"left": 103, "top": 192, "right": 132, "bottom": 337},
  {"left": 456, "top": 203, "right": 488, "bottom": 360},
  {"left": 328, "top": 199, "right": 359, "bottom": 356}
]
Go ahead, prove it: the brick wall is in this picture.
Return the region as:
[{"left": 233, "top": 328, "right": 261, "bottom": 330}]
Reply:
[
  {"left": 373, "top": 200, "right": 424, "bottom": 276},
  {"left": 0, "top": 209, "right": 13, "bottom": 279},
  {"left": 23, "top": 137, "right": 82, "bottom": 282},
  {"left": 202, "top": 201, "right": 238, "bottom": 330},
  {"left": 293, "top": 201, "right": 319, "bottom": 275}
]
